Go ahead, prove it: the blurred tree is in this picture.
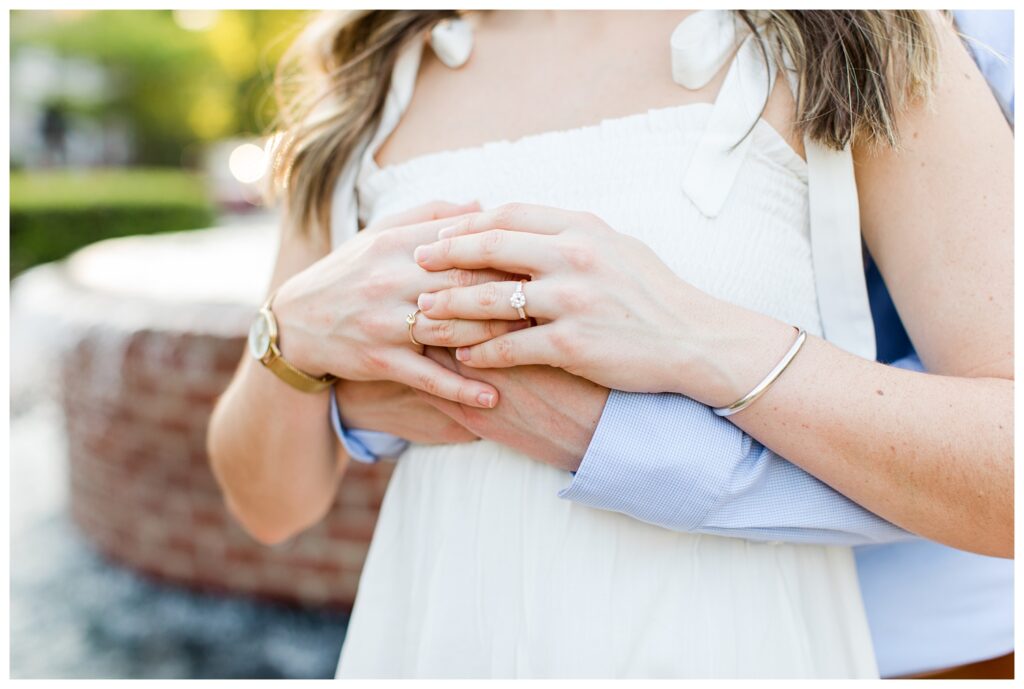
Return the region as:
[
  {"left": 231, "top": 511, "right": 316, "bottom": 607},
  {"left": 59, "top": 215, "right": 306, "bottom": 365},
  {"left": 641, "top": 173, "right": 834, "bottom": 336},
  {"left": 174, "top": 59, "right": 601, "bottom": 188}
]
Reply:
[{"left": 11, "top": 10, "right": 311, "bottom": 166}]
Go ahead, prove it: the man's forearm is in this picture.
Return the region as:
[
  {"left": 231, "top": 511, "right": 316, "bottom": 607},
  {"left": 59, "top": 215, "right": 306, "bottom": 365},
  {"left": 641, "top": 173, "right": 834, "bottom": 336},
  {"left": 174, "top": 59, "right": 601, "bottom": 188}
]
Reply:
[
  {"left": 557, "top": 357, "right": 925, "bottom": 546},
  {"left": 340, "top": 351, "right": 917, "bottom": 545}
]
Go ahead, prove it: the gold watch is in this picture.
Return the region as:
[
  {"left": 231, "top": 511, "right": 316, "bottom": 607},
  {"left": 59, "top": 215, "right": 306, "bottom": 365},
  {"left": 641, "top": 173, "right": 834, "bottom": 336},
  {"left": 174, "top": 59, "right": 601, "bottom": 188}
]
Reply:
[{"left": 247, "top": 290, "right": 337, "bottom": 393}]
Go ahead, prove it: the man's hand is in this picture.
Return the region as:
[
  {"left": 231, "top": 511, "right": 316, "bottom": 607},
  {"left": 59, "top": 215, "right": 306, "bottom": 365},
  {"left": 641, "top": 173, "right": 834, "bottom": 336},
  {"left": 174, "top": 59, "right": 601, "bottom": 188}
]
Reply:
[
  {"left": 335, "top": 379, "right": 479, "bottom": 446},
  {"left": 414, "top": 347, "right": 610, "bottom": 472}
]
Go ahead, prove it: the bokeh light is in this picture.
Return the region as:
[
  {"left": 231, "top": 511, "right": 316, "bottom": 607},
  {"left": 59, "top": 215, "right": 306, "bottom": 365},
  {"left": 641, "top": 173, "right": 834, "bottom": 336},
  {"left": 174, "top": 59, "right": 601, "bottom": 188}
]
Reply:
[
  {"left": 228, "top": 141, "right": 268, "bottom": 184},
  {"left": 172, "top": 10, "right": 219, "bottom": 32}
]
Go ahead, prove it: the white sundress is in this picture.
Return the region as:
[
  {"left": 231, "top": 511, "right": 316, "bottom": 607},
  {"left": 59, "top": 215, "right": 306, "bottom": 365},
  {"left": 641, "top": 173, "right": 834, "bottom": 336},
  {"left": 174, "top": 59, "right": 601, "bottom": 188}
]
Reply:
[{"left": 332, "top": 11, "right": 880, "bottom": 679}]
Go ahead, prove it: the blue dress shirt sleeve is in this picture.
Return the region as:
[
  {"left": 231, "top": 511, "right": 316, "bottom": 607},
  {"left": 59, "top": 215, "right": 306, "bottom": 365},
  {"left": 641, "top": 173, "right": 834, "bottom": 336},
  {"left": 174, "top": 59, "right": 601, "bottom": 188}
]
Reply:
[
  {"left": 328, "top": 385, "right": 410, "bottom": 463},
  {"left": 558, "top": 356, "right": 923, "bottom": 546},
  {"left": 954, "top": 9, "right": 1015, "bottom": 123}
]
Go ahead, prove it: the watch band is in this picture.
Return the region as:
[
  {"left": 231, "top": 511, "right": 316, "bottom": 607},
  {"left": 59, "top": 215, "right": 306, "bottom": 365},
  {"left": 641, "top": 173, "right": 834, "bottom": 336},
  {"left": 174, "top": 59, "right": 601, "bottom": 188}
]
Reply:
[
  {"left": 264, "top": 343, "right": 338, "bottom": 393},
  {"left": 257, "top": 291, "right": 338, "bottom": 394}
]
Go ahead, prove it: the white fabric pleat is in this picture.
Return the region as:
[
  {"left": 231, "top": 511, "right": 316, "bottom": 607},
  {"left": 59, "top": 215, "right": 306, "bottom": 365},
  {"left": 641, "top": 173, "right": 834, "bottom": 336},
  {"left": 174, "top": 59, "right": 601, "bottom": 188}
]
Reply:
[{"left": 339, "top": 444, "right": 877, "bottom": 678}]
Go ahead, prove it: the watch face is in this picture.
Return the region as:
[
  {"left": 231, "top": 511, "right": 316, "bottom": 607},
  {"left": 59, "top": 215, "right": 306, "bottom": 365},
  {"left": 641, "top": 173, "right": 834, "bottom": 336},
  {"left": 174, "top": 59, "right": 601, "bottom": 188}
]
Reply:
[{"left": 248, "top": 312, "right": 272, "bottom": 360}]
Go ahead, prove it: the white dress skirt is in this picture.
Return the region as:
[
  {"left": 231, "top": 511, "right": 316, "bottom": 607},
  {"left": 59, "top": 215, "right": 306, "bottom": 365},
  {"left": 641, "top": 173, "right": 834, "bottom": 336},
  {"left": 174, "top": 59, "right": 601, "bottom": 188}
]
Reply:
[{"left": 333, "top": 29, "right": 880, "bottom": 679}]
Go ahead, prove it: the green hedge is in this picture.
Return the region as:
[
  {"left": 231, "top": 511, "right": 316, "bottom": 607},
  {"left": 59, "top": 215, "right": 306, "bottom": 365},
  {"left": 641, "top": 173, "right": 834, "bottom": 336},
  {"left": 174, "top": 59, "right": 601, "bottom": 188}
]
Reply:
[{"left": 10, "top": 168, "right": 216, "bottom": 277}]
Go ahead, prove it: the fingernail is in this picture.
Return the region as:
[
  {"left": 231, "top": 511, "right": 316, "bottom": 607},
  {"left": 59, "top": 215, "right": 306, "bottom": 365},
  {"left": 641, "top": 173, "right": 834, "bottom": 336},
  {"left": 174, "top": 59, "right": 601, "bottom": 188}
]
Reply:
[
  {"left": 477, "top": 391, "right": 495, "bottom": 408},
  {"left": 456, "top": 347, "right": 470, "bottom": 362},
  {"left": 417, "top": 293, "right": 435, "bottom": 311},
  {"left": 414, "top": 245, "right": 432, "bottom": 263},
  {"left": 438, "top": 226, "right": 457, "bottom": 239}
]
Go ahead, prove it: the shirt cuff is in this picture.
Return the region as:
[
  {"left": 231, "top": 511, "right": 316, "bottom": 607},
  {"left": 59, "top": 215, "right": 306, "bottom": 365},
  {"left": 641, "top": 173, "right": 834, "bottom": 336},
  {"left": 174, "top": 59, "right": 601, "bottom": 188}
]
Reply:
[
  {"left": 328, "top": 385, "right": 410, "bottom": 463},
  {"left": 557, "top": 390, "right": 743, "bottom": 531}
]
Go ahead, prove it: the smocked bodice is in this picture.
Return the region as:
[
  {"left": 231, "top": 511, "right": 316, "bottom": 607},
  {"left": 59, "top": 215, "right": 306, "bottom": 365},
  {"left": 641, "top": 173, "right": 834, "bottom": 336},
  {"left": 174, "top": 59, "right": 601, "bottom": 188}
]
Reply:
[{"left": 358, "top": 102, "right": 822, "bottom": 335}]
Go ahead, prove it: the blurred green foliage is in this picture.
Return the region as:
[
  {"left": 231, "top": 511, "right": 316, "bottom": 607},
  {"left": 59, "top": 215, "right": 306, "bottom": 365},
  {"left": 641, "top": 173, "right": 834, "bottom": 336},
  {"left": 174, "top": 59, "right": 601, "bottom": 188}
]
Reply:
[
  {"left": 10, "top": 169, "right": 216, "bottom": 276},
  {"left": 11, "top": 9, "right": 311, "bottom": 165}
]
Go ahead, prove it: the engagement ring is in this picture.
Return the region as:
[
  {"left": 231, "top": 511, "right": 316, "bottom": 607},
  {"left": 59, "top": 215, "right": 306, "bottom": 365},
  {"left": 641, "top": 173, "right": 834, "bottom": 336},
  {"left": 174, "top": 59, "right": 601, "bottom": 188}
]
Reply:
[{"left": 510, "top": 280, "right": 528, "bottom": 319}]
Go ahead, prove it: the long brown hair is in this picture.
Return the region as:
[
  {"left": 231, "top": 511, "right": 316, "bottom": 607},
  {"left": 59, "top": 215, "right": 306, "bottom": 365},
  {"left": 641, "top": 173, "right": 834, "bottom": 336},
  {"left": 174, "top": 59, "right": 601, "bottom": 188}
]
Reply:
[{"left": 269, "top": 10, "right": 946, "bottom": 244}]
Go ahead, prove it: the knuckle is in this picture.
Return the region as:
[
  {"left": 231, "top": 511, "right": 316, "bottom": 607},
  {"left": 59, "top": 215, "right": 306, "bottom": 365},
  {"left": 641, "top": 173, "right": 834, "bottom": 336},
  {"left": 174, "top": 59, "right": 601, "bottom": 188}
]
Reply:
[
  {"left": 477, "top": 281, "right": 499, "bottom": 307},
  {"left": 433, "top": 289, "right": 452, "bottom": 313},
  {"left": 448, "top": 268, "right": 476, "bottom": 288},
  {"left": 553, "top": 283, "right": 586, "bottom": 311},
  {"left": 493, "top": 202, "right": 522, "bottom": 228},
  {"left": 431, "top": 319, "right": 456, "bottom": 345},
  {"left": 366, "top": 211, "right": 409, "bottom": 234},
  {"left": 361, "top": 350, "right": 390, "bottom": 375},
  {"left": 558, "top": 239, "right": 596, "bottom": 271},
  {"left": 354, "top": 311, "right": 375, "bottom": 337},
  {"left": 366, "top": 213, "right": 395, "bottom": 233},
  {"left": 373, "top": 312, "right": 396, "bottom": 339},
  {"left": 494, "top": 337, "right": 516, "bottom": 364},
  {"left": 370, "top": 228, "right": 400, "bottom": 254},
  {"left": 449, "top": 217, "right": 470, "bottom": 235},
  {"left": 480, "top": 230, "right": 503, "bottom": 255},
  {"left": 547, "top": 328, "right": 576, "bottom": 360},
  {"left": 423, "top": 199, "right": 448, "bottom": 218},
  {"left": 576, "top": 210, "right": 612, "bottom": 235},
  {"left": 416, "top": 372, "right": 440, "bottom": 396},
  {"left": 461, "top": 406, "right": 487, "bottom": 430},
  {"left": 361, "top": 269, "right": 395, "bottom": 299}
]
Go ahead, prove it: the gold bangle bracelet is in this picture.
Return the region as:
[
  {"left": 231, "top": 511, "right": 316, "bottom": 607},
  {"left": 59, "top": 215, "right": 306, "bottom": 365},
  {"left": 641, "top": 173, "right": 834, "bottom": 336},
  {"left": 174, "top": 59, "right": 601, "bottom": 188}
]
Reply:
[{"left": 712, "top": 327, "right": 807, "bottom": 417}]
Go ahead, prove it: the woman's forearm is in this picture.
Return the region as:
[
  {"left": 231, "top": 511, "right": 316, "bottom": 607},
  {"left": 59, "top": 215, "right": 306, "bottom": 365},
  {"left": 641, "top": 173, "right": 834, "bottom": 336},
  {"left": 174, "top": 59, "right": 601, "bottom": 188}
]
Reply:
[
  {"left": 700, "top": 314, "right": 1013, "bottom": 557},
  {"left": 207, "top": 355, "right": 345, "bottom": 546}
]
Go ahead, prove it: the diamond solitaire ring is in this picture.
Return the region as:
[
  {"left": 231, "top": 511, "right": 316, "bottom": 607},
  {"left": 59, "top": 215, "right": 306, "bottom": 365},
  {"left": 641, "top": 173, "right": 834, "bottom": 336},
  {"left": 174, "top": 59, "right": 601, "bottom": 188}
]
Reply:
[{"left": 510, "top": 280, "right": 528, "bottom": 319}]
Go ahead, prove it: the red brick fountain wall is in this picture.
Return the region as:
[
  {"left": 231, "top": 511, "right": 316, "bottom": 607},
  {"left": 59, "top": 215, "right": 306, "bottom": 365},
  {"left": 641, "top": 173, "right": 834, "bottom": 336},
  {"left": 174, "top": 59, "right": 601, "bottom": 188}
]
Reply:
[
  {"left": 41, "top": 227, "right": 393, "bottom": 609},
  {"left": 64, "top": 327, "right": 393, "bottom": 609}
]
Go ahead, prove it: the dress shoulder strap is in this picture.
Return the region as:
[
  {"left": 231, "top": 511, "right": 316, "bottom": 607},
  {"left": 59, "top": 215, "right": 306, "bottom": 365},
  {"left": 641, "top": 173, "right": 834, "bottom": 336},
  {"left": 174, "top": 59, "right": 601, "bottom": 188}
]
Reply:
[{"left": 778, "top": 49, "right": 877, "bottom": 360}]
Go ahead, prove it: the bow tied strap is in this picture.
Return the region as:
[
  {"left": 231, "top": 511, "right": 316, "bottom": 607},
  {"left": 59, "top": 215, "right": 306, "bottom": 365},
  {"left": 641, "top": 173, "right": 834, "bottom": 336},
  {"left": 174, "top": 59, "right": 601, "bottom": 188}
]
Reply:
[
  {"left": 670, "top": 10, "right": 738, "bottom": 90},
  {"left": 680, "top": 31, "right": 777, "bottom": 218}
]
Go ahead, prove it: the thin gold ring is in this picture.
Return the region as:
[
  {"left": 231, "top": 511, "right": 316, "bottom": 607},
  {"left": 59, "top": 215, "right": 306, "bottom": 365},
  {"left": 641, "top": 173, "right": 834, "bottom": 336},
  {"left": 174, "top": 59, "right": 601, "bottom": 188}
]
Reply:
[{"left": 406, "top": 309, "right": 424, "bottom": 347}]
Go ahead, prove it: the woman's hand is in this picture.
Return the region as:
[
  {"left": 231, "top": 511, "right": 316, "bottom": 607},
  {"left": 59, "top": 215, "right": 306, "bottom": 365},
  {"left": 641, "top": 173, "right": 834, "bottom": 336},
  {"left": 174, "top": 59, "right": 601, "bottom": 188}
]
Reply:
[
  {"left": 335, "top": 379, "right": 479, "bottom": 445},
  {"left": 271, "top": 201, "right": 526, "bottom": 408},
  {"left": 411, "top": 203, "right": 788, "bottom": 406}
]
